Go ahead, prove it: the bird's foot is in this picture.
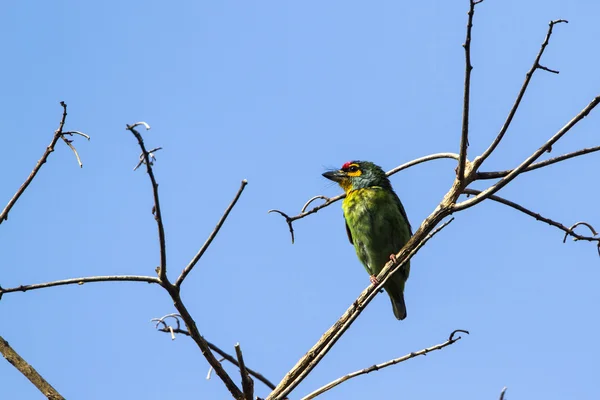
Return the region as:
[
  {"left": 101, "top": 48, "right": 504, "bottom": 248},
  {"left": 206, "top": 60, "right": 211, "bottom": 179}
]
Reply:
[
  {"left": 389, "top": 253, "right": 398, "bottom": 263},
  {"left": 370, "top": 275, "right": 379, "bottom": 285}
]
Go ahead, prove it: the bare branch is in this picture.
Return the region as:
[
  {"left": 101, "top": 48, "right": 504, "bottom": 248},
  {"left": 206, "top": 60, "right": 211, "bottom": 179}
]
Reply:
[
  {"left": 0, "top": 102, "right": 88, "bottom": 225},
  {"left": 0, "top": 335, "right": 65, "bottom": 400},
  {"left": 474, "top": 19, "right": 568, "bottom": 170},
  {"left": 457, "top": 0, "right": 484, "bottom": 181},
  {"left": 476, "top": 145, "right": 600, "bottom": 179},
  {"left": 176, "top": 179, "right": 248, "bottom": 287},
  {"left": 133, "top": 147, "right": 163, "bottom": 171},
  {"left": 269, "top": 152, "right": 459, "bottom": 243},
  {"left": 300, "top": 330, "right": 468, "bottom": 400},
  {"left": 300, "top": 195, "right": 330, "bottom": 213},
  {"left": 126, "top": 123, "right": 168, "bottom": 284},
  {"left": 153, "top": 314, "right": 278, "bottom": 390},
  {"left": 463, "top": 189, "right": 600, "bottom": 254},
  {"left": 455, "top": 95, "right": 600, "bottom": 212},
  {"left": 499, "top": 387, "right": 508, "bottom": 400},
  {"left": 163, "top": 288, "right": 244, "bottom": 399},
  {"left": 235, "top": 343, "right": 255, "bottom": 400},
  {"left": 0, "top": 275, "right": 160, "bottom": 300},
  {"left": 266, "top": 216, "right": 454, "bottom": 400}
]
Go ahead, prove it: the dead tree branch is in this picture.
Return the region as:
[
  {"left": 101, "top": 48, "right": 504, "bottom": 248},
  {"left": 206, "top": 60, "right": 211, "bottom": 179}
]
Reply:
[
  {"left": 125, "top": 123, "right": 245, "bottom": 399},
  {"left": 464, "top": 189, "right": 600, "bottom": 255},
  {"left": 476, "top": 145, "right": 600, "bottom": 179},
  {"left": 457, "top": 0, "right": 483, "bottom": 181},
  {"left": 266, "top": 218, "right": 454, "bottom": 400},
  {"left": 473, "top": 19, "right": 568, "bottom": 170},
  {"left": 126, "top": 122, "right": 169, "bottom": 284},
  {"left": 0, "top": 275, "right": 160, "bottom": 300},
  {"left": 0, "top": 335, "right": 65, "bottom": 400},
  {"left": 235, "top": 343, "right": 255, "bottom": 400},
  {"left": 176, "top": 179, "right": 248, "bottom": 287},
  {"left": 0, "top": 102, "right": 88, "bottom": 224},
  {"left": 154, "top": 314, "right": 278, "bottom": 391},
  {"left": 300, "top": 330, "right": 469, "bottom": 400},
  {"left": 455, "top": 95, "right": 600, "bottom": 212}
]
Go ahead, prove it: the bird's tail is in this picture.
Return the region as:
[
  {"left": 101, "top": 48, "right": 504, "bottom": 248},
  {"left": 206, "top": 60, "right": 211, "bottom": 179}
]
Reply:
[{"left": 389, "top": 291, "right": 407, "bottom": 320}]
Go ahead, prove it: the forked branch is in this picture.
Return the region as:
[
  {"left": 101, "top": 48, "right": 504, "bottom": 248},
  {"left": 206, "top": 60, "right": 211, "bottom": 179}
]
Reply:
[
  {"left": 0, "top": 102, "right": 88, "bottom": 225},
  {"left": 474, "top": 19, "right": 568, "bottom": 170}
]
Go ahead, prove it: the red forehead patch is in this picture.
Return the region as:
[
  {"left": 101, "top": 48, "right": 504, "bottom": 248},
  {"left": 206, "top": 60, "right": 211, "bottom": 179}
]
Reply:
[{"left": 341, "top": 161, "right": 353, "bottom": 170}]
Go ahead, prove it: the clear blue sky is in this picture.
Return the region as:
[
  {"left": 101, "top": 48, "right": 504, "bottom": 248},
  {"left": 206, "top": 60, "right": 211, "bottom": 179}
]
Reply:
[{"left": 2, "top": 1, "right": 599, "bottom": 399}]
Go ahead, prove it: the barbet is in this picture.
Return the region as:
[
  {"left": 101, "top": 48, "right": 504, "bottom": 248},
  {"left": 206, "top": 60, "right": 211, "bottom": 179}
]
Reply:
[{"left": 323, "top": 161, "right": 412, "bottom": 320}]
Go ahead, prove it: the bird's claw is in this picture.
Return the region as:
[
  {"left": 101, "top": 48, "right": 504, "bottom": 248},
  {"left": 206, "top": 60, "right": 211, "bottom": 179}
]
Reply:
[
  {"left": 370, "top": 275, "right": 379, "bottom": 285},
  {"left": 389, "top": 253, "right": 398, "bottom": 263}
]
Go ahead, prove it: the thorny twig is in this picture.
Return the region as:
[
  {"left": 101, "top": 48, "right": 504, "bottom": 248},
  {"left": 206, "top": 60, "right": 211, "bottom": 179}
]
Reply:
[{"left": 300, "top": 330, "right": 469, "bottom": 400}]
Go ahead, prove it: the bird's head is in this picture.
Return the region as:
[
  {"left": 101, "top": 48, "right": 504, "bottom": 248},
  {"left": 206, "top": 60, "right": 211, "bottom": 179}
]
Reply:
[{"left": 322, "top": 160, "right": 390, "bottom": 193}]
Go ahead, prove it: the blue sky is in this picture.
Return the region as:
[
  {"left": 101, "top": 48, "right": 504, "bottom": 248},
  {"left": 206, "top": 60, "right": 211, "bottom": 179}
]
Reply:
[{"left": 1, "top": 1, "right": 599, "bottom": 399}]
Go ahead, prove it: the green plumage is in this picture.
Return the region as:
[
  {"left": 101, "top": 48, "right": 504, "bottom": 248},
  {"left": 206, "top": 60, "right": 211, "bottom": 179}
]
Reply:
[{"left": 323, "top": 161, "right": 412, "bottom": 320}]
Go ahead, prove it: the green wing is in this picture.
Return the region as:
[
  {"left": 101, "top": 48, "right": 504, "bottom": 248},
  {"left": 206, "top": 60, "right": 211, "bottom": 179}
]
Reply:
[{"left": 345, "top": 221, "right": 354, "bottom": 245}]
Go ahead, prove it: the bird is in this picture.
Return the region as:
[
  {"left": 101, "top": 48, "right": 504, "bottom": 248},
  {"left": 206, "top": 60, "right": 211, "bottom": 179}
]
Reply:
[{"left": 322, "top": 160, "right": 412, "bottom": 320}]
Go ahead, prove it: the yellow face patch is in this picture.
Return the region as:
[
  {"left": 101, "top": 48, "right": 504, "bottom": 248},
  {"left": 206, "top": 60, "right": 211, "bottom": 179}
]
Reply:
[
  {"left": 338, "top": 177, "right": 353, "bottom": 193},
  {"left": 345, "top": 163, "right": 362, "bottom": 177}
]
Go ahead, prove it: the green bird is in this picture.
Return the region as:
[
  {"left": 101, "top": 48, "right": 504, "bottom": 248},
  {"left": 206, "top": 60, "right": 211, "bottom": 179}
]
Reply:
[{"left": 323, "top": 160, "right": 412, "bottom": 320}]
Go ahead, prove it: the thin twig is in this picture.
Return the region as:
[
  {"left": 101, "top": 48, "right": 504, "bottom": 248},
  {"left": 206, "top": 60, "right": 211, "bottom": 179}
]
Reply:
[
  {"left": 126, "top": 123, "right": 168, "bottom": 284},
  {"left": 300, "top": 196, "right": 330, "bottom": 213},
  {"left": 235, "top": 343, "right": 255, "bottom": 400},
  {"left": 176, "top": 179, "right": 248, "bottom": 287},
  {"left": 60, "top": 136, "right": 84, "bottom": 168},
  {"left": 163, "top": 288, "right": 244, "bottom": 399},
  {"left": 300, "top": 330, "right": 469, "bottom": 400},
  {"left": 499, "top": 386, "right": 508, "bottom": 400},
  {"left": 133, "top": 147, "right": 163, "bottom": 171},
  {"left": 463, "top": 189, "right": 600, "bottom": 254},
  {"left": 0, "top": 275, "right": 160, "bottom": 300},
  {"left": 266, "top": 216, "right": 454, "bottom": 400},
  {"left": 457, "top": 0, "right": 483, "bottom": 181},
  {"left": 152, "top": 314, "right": 277, "bottom": 390},
  {"left": 269, "top": 152, "right": 459, "bottom": 243},
  {"left": 474, "top": 19, "right": 568, "bottom": 170},
  {"left": 455, "top": 96, "right": 600, "bottom": 212},
  {"left": 476, "top": 145, "right": 600, "bottom": 179},
  {"left": 0, "top": 336, "right": 65, "bottom": 400},
  {"left": 0, "top": 102, "right": 73, "bottom": 225}
]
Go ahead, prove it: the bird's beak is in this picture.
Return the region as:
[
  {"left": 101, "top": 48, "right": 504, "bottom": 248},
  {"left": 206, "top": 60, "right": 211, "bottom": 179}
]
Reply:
[{"left": 322, "top": 170, "right": 346, "bottom": 183}]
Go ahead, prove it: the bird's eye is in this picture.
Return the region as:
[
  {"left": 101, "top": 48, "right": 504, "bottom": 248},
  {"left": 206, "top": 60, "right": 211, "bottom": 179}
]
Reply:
[{"left": 348, "top": 165, "right": 359, "bottom": 172}]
